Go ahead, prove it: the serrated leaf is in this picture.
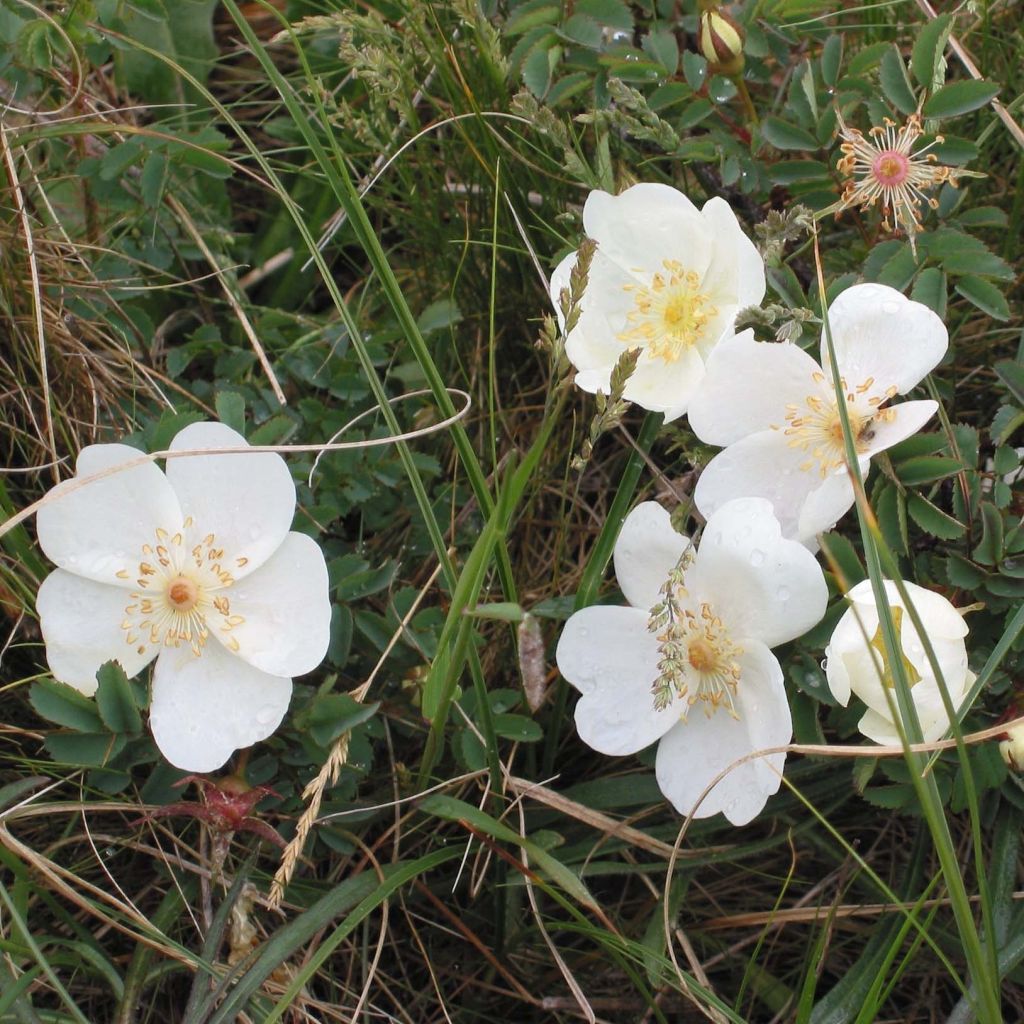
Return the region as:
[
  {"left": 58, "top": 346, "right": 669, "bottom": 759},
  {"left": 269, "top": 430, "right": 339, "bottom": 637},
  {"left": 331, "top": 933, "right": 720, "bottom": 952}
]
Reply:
[
  {"left": 879, "top": 46, "right": 917, "bottom": 115},
  {"left": 956, "top": 206, "right": 1007, "bottom": 228},
  {"left": 875, "top": 482, "right": 907, "bottom": 555},
  {"left": 907, "top": 493, "right": 966, "bottom": 540},
  {"left": 894, "top": 455, "right": 963, "bottom": 486},
  {"left": 941, "top": 249, "right": 1014, "bottom": 281},
  {"left": 45, "top": 732, "right": 126, "bottom": 767},
  {"left": 522, "top": 43, "right": 554, "bottom": 98},
  {"left": 576, "top": 0, "right": 632, "bottom": 30},
  {"left": 642, "top": 28, "right": 678, "bottom": 75},
  {"left": 973, "top": 501, "right": 1004, "bottom": 565},
  {"left": 819, "top": 531, "right": 865, "bottom": 589},
  {"left": 954, "top": 275, "right": 1010, "bottom": 321},
  {"left": 922, "top": 79, "right": 999, "bottom": 119},
  {"left": 991, "top": 405, "right": 1024, "bottom": 446},
  {"left": 492, "top": 713, "right": 543, "bottom": 742},
  {"left": 911, "top": 13, "right": 953, "bottom": 88},
  {"left": 910, "top": 266, "right": 946, "bottom": 318},
  {"left": 681, "top": 50, "right": 707, "bottom": 91},
  {"left": 945, "top": 552, "right": 987, "bottom": 588},
  {"left": 30, "top": 679, "right": 103, "bottom": 732},
  {"left": 761, "top": 116, "right": 819, "bottom": 151},
  {"left": 505, "top": 0, "right": 560, "bottom": 36},
  {"left": 95, "top": 662, "right": 142, "bottom": 734},
  {"left": 304, "top": 693, "right": 380, "bottom": 747}
]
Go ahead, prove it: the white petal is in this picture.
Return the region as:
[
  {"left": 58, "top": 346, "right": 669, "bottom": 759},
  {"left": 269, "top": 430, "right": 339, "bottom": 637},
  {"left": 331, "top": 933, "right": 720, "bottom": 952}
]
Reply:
[
  {"left": 689, "top": 334, "right": 824, "bottom": 446},
  {"left": 845, "top": 579, "right": 968, "bottom": 639},
  {"left": 797, "top": 469, "right": 858, "bottom": 544},
  {"left": 857, "top": 707, "right": 902, "bottom": 745},
  {"left": 699, "top": 197, "right": 766, "bottom": 309},
  {"left": 655, "top": 641, "right": 790, "bottom": 825},
  {"left": 166, "top": 422, "right": 296, "bottom": 578},
  {"left": 623, "top": 345, "right": 707, "bottom": 421},
  {"left": 824, "top": 284, "right": 948, "bottom": 396},
  {"left": 563, "top": 252, "right": 640, "bottom": 373},
  {"left": 211, "top": 532, "right": 331, "bottom": 677},
  {"left": 613, "top": 502, "right": 691, "bottom": 611},
  {"left": 149, "top": 640, "right": 292, "bottom": 772},
  {"left": 688, "top": 498, "right": 827, "bottom": 647},
  {"left": 556, "top": 606, "right": 675, "bottom": 756},
  {"left": 549, "top": 250, "right": 576, "bottom": 331},
  {"left": 861, "top": 400, "right": 938, "bottom": 459},
  {"left": 694, "top": 431, "right": 819, "bottom": 541},
  {"left": 36, "top": 444, "right": 182, "bottom": 587},
  {"left": 583, "top": 183, "right": 711, "bottom": 279},
  {"left": 36, "top": 570, "right": 158, "bottom": 696}
]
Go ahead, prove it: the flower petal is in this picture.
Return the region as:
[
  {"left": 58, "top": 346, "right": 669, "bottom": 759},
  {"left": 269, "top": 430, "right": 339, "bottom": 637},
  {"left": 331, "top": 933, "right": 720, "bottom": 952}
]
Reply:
[
  {"left": 694, "top": 431, "right": 819, "bottom": 541},
  {"left": 166, "top": 422, "right": 296, "bottom": 578},
  {"left": 211, "top": 532, "right": 331, "bottom": 677},
  {"left": 563, "top": 252, "right": 641, "bottom": 373},
  {"left": 688, "top": 333, "right": 823, "bottom": 446},
  {"left": 699, "top": 197, "right": 766, "bottom": 310},
  {"left": 36, "top": 444, "right": 182, "bottom": 587},
  {"left": 556, "top": 605, "right": 675, "bottom": 755},
  {"left": 583, "top": 183, "right": 711, "bottom": 280},
  {"left": 688, "top": 497, "right": 827, "bottom": 647},
  {"left": 613, "top": 502, "right": 691, "bottom": 611},
  {"left": 861, "top": 400, "right": 938, "bottom": 459},
  {"left": 549, "top": 250, "right": 576, "bottom": 332},
  {"left": 36, "top": 570, "right": 158, "bottom": 696},
  {"left": 655, "top": 640, "right": 790, "bottom": 825},
  {"left": 149, "top": 640, "right": 291, "bottom": 772},
  {"left": 797, "top": 468, "right": 859, "bottom": 545},
  {"left": 624, "top": 344, "right": 708, "bottom": 421},
  {"left": 845, "top": 579, "right": 968, "bottom": 639},
  {"left": 824, "top": 284, "right": 948, "bottom": 396}
]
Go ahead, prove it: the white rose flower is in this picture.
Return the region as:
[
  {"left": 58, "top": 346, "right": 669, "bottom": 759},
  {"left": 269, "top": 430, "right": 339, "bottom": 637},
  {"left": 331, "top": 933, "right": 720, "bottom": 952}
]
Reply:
[
  {"left": 550, "top": 182, "right": 765, "bottom": 422},
  {"left": 689, "top": 283, "right": 948, "bottom": 547},
  {"left": 556, "top": 498, "right": 827, "bottom": 825},
  {"left": 824, "top": 579, "right": 974, "bottom": 745},
  {"left": 34, "top": 422, "right": 331, "bottom": 772}
]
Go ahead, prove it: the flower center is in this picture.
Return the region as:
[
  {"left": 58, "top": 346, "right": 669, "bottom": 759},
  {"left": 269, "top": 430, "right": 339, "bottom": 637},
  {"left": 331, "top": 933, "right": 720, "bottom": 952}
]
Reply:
[
  {"left": 117, "top": 517, "right": 247, "bottom": 659},
  {"left": 619, "top": 259, "right": 717, "bottom": 364},
  {"left": 871, "top": 150, "right": 910, "bottom": 187},
  {"left": 650, "top": 593, "right": 744, "bottom": 720},
  {"left": 779, "top": 373, "right": 894, "bottom": 476},
  {"left": 869, "top": 607, "right": 922, "bottom": 690}
]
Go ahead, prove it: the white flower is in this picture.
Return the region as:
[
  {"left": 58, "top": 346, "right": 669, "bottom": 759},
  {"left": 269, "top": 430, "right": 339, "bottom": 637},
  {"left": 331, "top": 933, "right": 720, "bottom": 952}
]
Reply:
[
  {"left": 824, "top": 579, "right": 974, "bottom": 745},
  {"left": 555, "top": 498, "right": 827, "bottom": 825},
  {"left": 999, "top": 721, "right": 1024, "bottom": 772},
  {"left": 550, "top": 182, "right": 765, "bottom": 422},
  {"left": 34, "top": 422, "right": 331, "bottom": 773},
  {"left": 689, "top": 284, "right": 948, "bottom": 548}
]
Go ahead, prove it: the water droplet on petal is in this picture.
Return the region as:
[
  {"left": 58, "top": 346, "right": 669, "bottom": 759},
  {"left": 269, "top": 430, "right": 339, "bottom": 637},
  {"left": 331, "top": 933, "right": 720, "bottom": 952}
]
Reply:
[
  {"left": 882, "top": 300, "right": 900, "bottom": 315},
  {"left": 749, "top": 549, "right": 765, "bottom": 567},
  {"left": 255, "top": 704, "right": 279, "bottom": 726},
  {"left": 776, "top": 585, "right": 790, "bottom": 601}
]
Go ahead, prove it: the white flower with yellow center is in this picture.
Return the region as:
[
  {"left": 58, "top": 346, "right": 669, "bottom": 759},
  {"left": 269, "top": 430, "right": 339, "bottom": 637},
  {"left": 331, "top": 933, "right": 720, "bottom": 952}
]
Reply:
[
  {"left": 824, "top": 580, "right": 974, "bottom": 745},
  {"left": 34, "top": 422, "right": 331, "bottom": 772},
  {"left": 556, "top": 499, "right": 827, "bottom": 826},
  {"left": 550, "top": 182, "right": 765, "bottom": 422},
  {"left": 688, "top": 284, "right": 948, "bottom": 548}
]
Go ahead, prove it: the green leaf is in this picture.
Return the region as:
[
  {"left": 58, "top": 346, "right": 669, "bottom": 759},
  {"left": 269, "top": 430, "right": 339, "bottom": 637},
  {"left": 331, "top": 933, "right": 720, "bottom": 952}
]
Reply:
[
  {"left": 954, "top": 275, "right": 1010, "bottom": 321},
  {"left": 907, "top": 493, "right": 966, "bottom": 540},
  {"left": 994, "top": 360, "right": 1024, "bottom": 406},
  {"left": 991, "top": 405, "right": 1024, "bottom": 446},
  {"left": 214, "top": 391, "right": 246, "bottom": 434},
  {"left": 911, "top": 13, "right": 953, "bottom": 88},
  {"left": 304, "top": 693, "right": 380, "bottom": 747},
  {"left": 911, "top": 267, "right": 947, "bottom": 318},
  {"left": 139, "top": 151, "right": 168, "bottom": 207},
  {"left": 575, "top": 0, "right": 632, "bottom": 30},
  {"left": 847, "top": 40, "right": 889, "bottom": 76},
  {"left": 819, "top": 531, "right": 865, "bottom": 589},
  {"left": 642, "top": 28, "right": 678, "bottom": 75},
  {"left": 956, "top": 205, "right": 1007, "bottom": 228},
  {"left": 821, "top": 34, "right": 843, "bottom": 87},
  {"left": 973, "top": 502, "right": 1004, "bottom": 565},
  {"left": 505, "top": 0, "right": 560, "bottom": 35},
  {"left": 875, "top": 482, "right": 907, "bottom": 555},
  {"left": 945, "top": 552, "right": 988, "bottom": 588},
  {"left": 894, "top": 455, "right": 963, "bottom": 485},
  {"left": 922, "top": 79, "right": 999, "bottom": 119},
  {"left": 416, "top": 298, "right": 463, "bottom": 336},
  {"left": 941, "top": 249, "right": 1014, "bottom": 281},
  {"left": 879, "top": 46, "right": 917, "bottom": 115},
  {"left": 761, "top": 116, "right": 819, "bottom": 151},
  {"left": 492, "top": 713, "right": 543, "bottom": 742},
  {"left": 681, "top": 50, "right": 707, "bottom": 91},
  {"left": 45, "top": 732, "right": 126, "bottom": 767},
  {"left": 30, "top": 680, "right": 103, "bottom": 732},
  {"left": 95, "top": 662, "right": 142, "bottom": 734},
  {"left": 768, "top": 159, "right": 831, "bottom": 184},
  {"left": 522, "top": 43, "right": 554, "bottom": 98},
  {"left": 466, "top": 602, "right": 526, "bottom": 622}
]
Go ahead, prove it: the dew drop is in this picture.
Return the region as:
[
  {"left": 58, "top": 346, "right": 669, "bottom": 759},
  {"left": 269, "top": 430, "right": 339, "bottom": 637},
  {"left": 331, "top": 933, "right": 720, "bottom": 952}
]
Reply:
[
  {"left": 804, "top": 673, "right": 819, "bottom": 688},
  {"left": 882, "top": 300, "right": 900, "bottom": 315},
  {"left": 776, "top": 585, "right": 790, "bottom": 601},
  {"left": 820, "top": 657, "right": 829, "bottom": 671},
  {"left": 749, "top": 549, "right": 765, "bottom": 567}
]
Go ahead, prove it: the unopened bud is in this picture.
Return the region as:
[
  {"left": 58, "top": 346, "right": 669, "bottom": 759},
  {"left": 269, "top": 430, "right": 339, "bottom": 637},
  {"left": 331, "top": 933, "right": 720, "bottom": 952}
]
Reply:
[
  {"left": 999, "top": 721, "right": 1024, "bottom": 771},
  {"left": 699, "top": 9, "right": 745, "bottom": 77}
]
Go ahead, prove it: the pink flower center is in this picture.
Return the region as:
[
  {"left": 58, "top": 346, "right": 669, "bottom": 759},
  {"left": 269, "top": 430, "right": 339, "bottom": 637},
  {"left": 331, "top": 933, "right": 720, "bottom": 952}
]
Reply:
[{"left": 871, "top": 150, "right": 910, "bottom": 187}]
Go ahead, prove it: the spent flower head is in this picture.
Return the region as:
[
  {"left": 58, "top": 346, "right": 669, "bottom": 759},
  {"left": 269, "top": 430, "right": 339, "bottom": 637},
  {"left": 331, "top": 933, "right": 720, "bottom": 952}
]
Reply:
[
  {"left": 35, "top": 422, "right": 331, "bottom": 772},
  {"left": 834, "top": 110, "right": 959, "bottom": 255},
  {"left": 556, "top": 498, "right": 826, "bottom": 825}
]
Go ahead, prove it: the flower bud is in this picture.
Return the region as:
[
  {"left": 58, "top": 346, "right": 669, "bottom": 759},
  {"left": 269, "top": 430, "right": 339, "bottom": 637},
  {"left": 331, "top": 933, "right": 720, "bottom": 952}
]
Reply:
[
  {"left": 699, "top": 9, "right": 745, "bottom": 77},
  {"left": 999, "top": 721, "right": 1024, "bottom": 772}
]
